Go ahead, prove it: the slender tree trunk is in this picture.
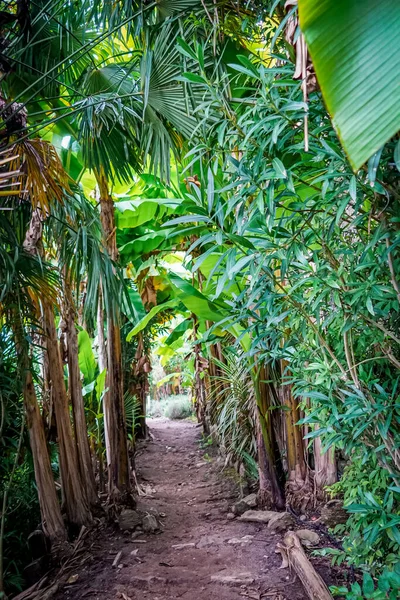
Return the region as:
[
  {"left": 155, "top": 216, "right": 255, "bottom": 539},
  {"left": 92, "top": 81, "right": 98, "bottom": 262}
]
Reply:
[
  {"left": 24, "top": 369, "right": 67, "bottom": 540},
  {"left": 255, "top": 365, "right": 285, "bottom": 510},
  {"left": 14, "top": 333, "right": 66, "bottom": 542},
  {"left": 63, "top": 279, "right": 99, "bottom": 507},
  {"left": 43, "top": 300, "right": 92, "bottom": 526},
  {"left": 282, "top": 381, "right": 314, "bottom": 510},
  {"left": 133, "top": 333, "right": 149, "bottom": 440},
  {"left": 314, "top": 429, "right": 337, "bottom": 491},
  {"left": 97, "top": 288, "right": 109, "bottom": 493},
  {"left": 96, "top": 171, "right": 131, "bottom": 499},
  {"left": 193, "top": 317, "right": 209, "bottom": 433},
  {"left": 19, "top": 210, "right": 66, "bottom": 541}
]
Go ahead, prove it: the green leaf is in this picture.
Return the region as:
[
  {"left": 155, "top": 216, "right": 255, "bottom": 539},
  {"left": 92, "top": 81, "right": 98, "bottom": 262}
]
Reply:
[
  {"left": 126, "top": 299, "right": 178, "bottom": 341},
  {"left": 362, "top": 573, "right": 375, "bottom": 598},
  {"left": 349, "top": 175, "right": 357, "bottom": 202},
  {"left": 78, "top": 329, "right": 97, "bottom": 384},
  {"left": 366, "top": 297, "right": 375, "bottom": 316},
  {"left": 96, "top": 369, "right": 107, "bottom": 401},
  {"left": 165, "top": 318, "right": 192, "bottom": 345},
  {"left": 180, "top": 72, "right": 207, "bottom": 85},
  {"left": 82, "top": 380, "right": 96, "bottom": 396},
  {"left": 272, "top": 157, "right": 287, "bottom": 179},
  {"left": 176, "top": 38, "right": 198, "bottom": 61},
  {"left": 394, "top": 140, "right": 400, "bottom": 172},
  {"left": 299, "top": 0, "right": 400, "bottom": 170},
  {"left": 168, "top": 273, "right": 227, "bottom": 322}
]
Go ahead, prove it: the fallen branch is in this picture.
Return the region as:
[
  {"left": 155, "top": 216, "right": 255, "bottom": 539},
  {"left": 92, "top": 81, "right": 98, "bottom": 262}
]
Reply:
[{"left": 276, "top": 531, "right": 333, "bottom": 600}]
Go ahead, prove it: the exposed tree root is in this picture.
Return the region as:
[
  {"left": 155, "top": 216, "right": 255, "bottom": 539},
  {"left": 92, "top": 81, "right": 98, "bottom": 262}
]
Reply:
[{"left": 285, "top": 475, "right": 316, "bottom": 513}]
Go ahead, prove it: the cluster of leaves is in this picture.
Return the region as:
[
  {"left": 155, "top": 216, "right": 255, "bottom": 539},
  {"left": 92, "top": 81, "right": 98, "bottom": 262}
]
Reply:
[{"left": 152, "top": 16, "right": 400, "bottom": 584}]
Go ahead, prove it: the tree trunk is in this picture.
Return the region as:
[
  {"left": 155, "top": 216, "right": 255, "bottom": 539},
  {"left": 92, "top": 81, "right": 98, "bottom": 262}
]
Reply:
[
  {"left": 14, "top": 324, "right": 66, "bottom": 542},
  {"left": 97, "top": 288, "right": 108, "bottom": 493},
  {"left": 43, "top": 300, "right": 92, "bottom": 526},
  {"left": 63, "top": 280, "right": 99, "bottom": 507},
  {"left": 19, "top": 209, "right": 66, "bottom": 541},
  {"left": 255, "top": 365, "right": 285, "bottom": 510},
  {"left": 23, "top": 360, "right": 67, "bottom": 541},
  {"left": 314, "top": 429, "right": 337, "bottom": 491},
  {"left": 281, "top": 361, "right": 313, "bottom": 511},
  {"left": 132, "top": 333, "right": 149, "bottom": 440},
  {"left": 96, "top": 171, "right": 131, "bottom": 500},
  {"left": 192, "top": 315, "right": 209, "bottom": 433}
]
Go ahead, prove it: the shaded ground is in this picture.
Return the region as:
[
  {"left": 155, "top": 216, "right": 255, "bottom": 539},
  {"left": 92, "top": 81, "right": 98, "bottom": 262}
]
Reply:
[{"left": 55, "top": 419, "right": 337, "bottom": 600}]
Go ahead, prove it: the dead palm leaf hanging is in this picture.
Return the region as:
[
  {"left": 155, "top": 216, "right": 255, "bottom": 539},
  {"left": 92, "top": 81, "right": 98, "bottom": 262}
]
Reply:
[{"left": 2, "top": 139, "right": 71, "bottom": 212}]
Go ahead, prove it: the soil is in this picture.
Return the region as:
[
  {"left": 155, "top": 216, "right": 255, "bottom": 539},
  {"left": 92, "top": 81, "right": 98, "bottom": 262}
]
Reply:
[{"left": 53, "top": 418, "right": 339, "bottom": 600}]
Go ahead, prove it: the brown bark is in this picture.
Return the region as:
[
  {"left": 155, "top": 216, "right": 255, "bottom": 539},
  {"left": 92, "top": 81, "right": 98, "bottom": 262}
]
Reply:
[
  {"left": 63, "top": 280, "right": 99, "bottom": 507},
  {"left": 132, "top": 333, "right": 149, "bottom": 440},
  {"left": 14, "top": 319, "right": 66, "bottom": 541},
  {"left": 97, "top": 288, "right": 108, "bottom": 493},
  {"left": 281, "top": 361, "right": 314, "bottom": 510},
  {"left": 276, "top": 532, "right": 333, "bottom": 600},
  {"left": 43, "top": 299, "right": 92, "bottom": 526},
  {"left": 314, "top": 429, "right": 337, "bottom": 490},
  {"left": 96, "top": 171, "right": 131, "bottom": 499},
  {"left": 23, "top": 362, "right": 67, "bottom": 541},
  {"left": 256, "top": 366, "right": 285, "bottom": 510},
  {"left": 19, "top": 210, "right": 66, "bottom": 541}
]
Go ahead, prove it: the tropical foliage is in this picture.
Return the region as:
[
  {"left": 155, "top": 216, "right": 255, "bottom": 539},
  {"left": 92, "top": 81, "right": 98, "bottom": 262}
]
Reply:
[{"left": 0, "top": 1, "right": 399, "bottom": 598}]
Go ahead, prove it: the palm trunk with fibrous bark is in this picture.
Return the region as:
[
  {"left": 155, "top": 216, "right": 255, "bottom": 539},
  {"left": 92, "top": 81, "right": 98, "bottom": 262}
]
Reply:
[
  {"left": 62, "top": 277, "right": 99, "bottom": 508},
  {"left": 13, "top": 213, "right": 67, "bottom": 543},
  {"left": 281, "top": 360, "right": 315, "bottom": 511},
  {"left": 255, "top": 365, "right": 285, "bottom": 510},
  {"left": 17, "top": 341, "right": 67, "bottom": 542},
  {"left": 96, "top": 170, "right": 131, "bottom": 501},
  {"left": 24, "top": 208, "right": 92, "bottom": 526},
  {"left": 314, "top": 430, "right": 337, "bottom": 492},
  {"left": 43, "top": 299, "right": 92, "bottom": 527}
]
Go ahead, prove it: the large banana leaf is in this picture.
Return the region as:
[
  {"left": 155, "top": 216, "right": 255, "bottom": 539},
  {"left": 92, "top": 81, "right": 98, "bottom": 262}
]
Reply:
[
  {"left": 126, "top": 298, "right": 179, "bottom": 341},
  {"left": 78, "top": 329, "right": 97, "bottom": 383},
  {"left": 168, "top": 273, "right": 227, "bottom": 322},
  {"left": 299, "top": 0, "right": 400, "bottom": 170}
]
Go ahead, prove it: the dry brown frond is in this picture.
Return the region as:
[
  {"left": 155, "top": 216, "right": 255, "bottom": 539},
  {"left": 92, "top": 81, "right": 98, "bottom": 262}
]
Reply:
[{"left": 1, "top": 139, "right": 71, "bottom": 211}]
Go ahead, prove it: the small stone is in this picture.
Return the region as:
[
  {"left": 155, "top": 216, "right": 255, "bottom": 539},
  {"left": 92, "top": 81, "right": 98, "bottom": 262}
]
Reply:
[
  {"left": 119, "top": 509, "right": 142, "bottom": 531},
  {"left": 232, "top": 493, "right": 258, "bottom": 515},
  {"left": 196, "top": 534, "right": 221, "bottom": 548},
  {"left": 296, "top": 529, "right": 320, "bottom": 546},
  {"left": 211, "top": 573, "right": 255, "bottom": 586},
  {"left": 299, "top": 515, "right": 307, "bottom": 522},
  {"left": 172, "top": 543, "right": 196, "bottom": 549},
  {"left": 239, "top": 510, "right": 278, "bottom": 523},
  {"left": 226, "top": 513, "right": 235, "bottom": 520},
  {"left": 267, "top": 512, "right": 294, "bottom": 533},
  {"left": 137, "top": 502, "right": 160, "bottom": 519},
  {"left": 142, "top": 514, "right": 159, "bottom": 534},
  {"left": 227, "top": 535, "right": 254, "bottom": 545}
]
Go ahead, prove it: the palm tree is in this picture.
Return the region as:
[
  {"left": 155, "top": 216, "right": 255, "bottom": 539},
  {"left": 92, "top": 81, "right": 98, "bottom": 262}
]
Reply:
[{"left": 0, "top": 151, "right": 67, "bottom": 542}]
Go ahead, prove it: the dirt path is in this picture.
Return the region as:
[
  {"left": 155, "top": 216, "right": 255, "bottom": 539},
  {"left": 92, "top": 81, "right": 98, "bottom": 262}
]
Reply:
[{"left": 59, "top": 419, "right": 315, "bottom": 600}]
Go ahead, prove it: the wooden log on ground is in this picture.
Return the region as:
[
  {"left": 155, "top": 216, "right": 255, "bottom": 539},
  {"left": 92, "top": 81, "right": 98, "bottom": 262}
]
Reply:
[{"left": 276, "top": 531, "right": 333, "bottom": 600}]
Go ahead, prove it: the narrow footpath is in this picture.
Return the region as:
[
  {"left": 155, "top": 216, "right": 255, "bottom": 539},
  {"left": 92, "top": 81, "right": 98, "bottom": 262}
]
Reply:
[{"left": 58, "top": 419, "right": 320, "bottom": 600}]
